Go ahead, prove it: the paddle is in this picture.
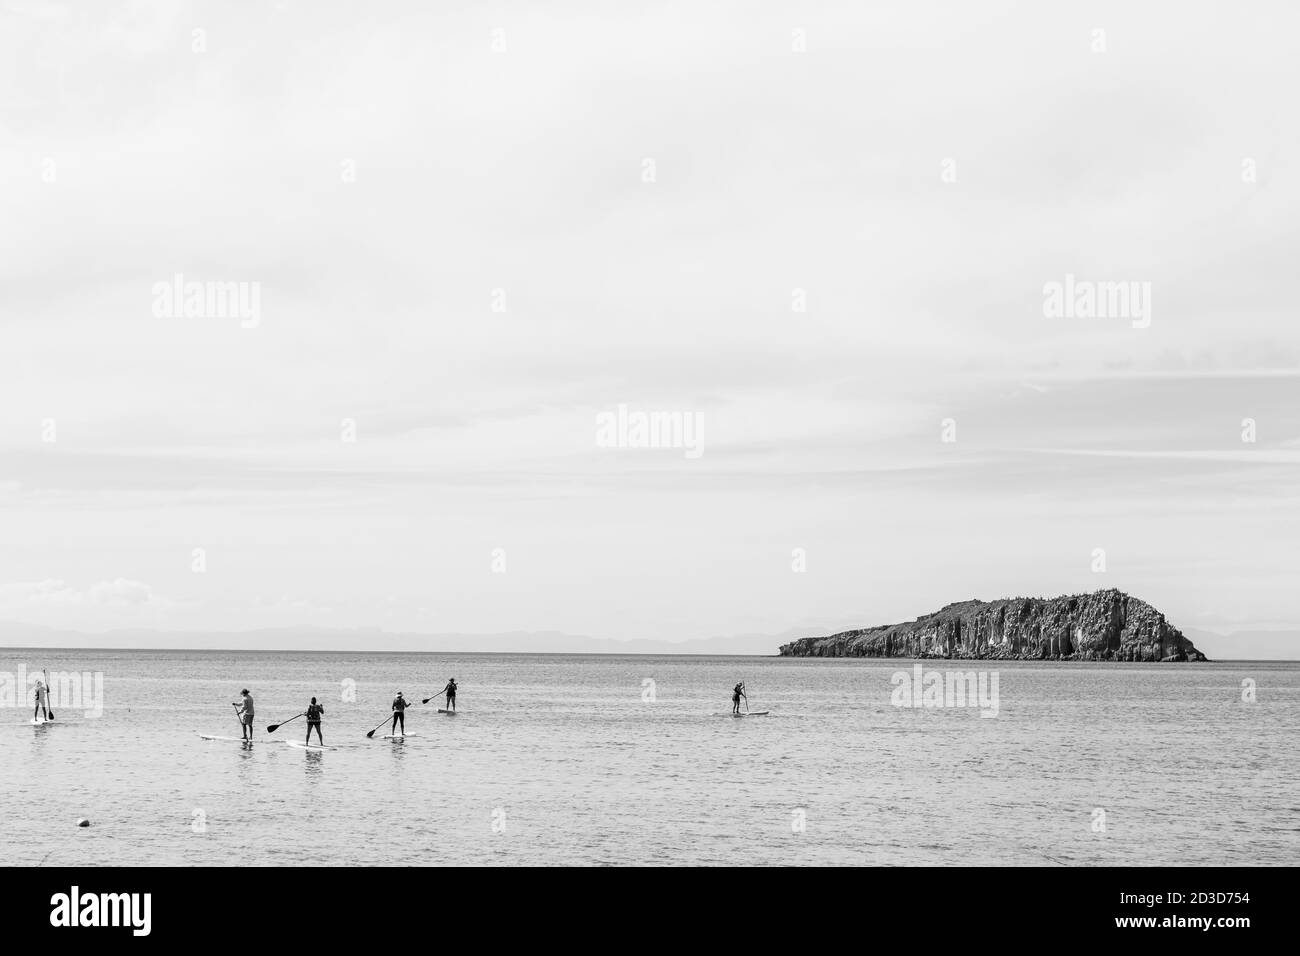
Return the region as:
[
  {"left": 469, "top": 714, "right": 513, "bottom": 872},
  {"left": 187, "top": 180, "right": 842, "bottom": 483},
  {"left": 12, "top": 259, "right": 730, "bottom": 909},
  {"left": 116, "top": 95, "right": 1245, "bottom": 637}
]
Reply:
[
  {"left": 366, "top": 713, "right": 397, "bottom": 738},
  {"left": 44, "top": 669, "right": 54, "bottom": 721},
  {"left": 267, "top": 713, "right": 305, "bottom": 734}
]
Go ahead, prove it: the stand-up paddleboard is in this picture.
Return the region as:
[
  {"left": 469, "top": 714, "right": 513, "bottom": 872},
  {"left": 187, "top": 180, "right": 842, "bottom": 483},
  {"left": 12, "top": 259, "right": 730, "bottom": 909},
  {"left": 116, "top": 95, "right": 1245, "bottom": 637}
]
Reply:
[
  {"left": 287, "top": 740, "right": 331, "bottom": 750},
  {"left": 198, "top": 733, "right": 278, "bottom": 743},
  {"left": 381, "top": 732, "right": 419, "bottom": 738},
  {"left": 437, "top": 709, "right": 457, "bottom": 715},
  {"left": 31, "top": 718, "right": 52, "bottom": 726},
  {"left": 721, "top": 711, "right": 770, "bottom": 717}
]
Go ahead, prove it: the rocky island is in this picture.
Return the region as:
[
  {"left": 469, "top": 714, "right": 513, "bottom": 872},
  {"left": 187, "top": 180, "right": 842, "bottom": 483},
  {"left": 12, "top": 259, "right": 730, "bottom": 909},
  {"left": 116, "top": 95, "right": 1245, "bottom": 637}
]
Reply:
[{"left": 779, "top": 589, "right": 1207, "bottom": 661}]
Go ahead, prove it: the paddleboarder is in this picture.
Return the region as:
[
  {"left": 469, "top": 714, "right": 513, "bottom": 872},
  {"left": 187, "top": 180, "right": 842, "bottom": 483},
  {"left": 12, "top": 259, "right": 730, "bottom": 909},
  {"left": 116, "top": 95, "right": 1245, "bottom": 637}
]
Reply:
[
  {"left": 33, "top": 677, "right": 50, "bottom": 722},
  {"left": 233, "top": 689, "right": 255, "bottom": 741},
  {"left": 732, "top": 681, "right": 747, "bottom": 715},
  {"left": 305, "top": 697, "right": 325, "bottom": 745},
  {"left": 391, "top": 691, "right": 408, "bottom": 735},
  {"left": 441, "top": 677, "right": 458, "bottom": 712}
]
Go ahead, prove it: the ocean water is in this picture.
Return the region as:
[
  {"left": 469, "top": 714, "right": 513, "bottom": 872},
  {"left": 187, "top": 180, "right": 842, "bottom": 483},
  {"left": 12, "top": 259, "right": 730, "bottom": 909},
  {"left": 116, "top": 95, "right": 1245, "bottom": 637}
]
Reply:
[{"left": 1, "top": 650, "right": 1295, "bottom": 866}]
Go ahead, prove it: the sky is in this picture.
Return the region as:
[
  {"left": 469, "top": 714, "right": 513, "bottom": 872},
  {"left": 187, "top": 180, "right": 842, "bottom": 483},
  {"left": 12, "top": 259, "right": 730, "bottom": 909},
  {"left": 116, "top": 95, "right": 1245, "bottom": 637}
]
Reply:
[{"left": 1, "top": 1, "right": 1297, "bottom": 651}]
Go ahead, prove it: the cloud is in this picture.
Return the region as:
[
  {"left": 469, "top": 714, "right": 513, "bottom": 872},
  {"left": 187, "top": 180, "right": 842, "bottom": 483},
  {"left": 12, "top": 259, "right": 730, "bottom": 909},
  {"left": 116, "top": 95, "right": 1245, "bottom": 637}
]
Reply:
[
  {"left": 252, "top": 593, "right": 334, "bottom": 617},
  {"left": 86, "top": 577, "right": 158, "bottom": 607},
  {"left": 0, "top": 577, "right": 166, "bottom": 610},
  {"left": 0, "top": 579, "right": 84, "bottom": 606}
]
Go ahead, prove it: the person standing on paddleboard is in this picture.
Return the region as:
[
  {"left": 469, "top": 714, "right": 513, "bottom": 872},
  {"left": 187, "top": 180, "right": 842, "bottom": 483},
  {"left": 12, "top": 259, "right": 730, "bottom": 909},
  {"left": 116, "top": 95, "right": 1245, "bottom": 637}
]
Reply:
[
  {"left": 305, "top": 697, "right": 325, "bottom": 745},
  {"left": 732, "top": 681, "right": 747, "bottom": 715},
  {"left": 234, "top": 689, "right": 255, "bottom": 741},
  {"left": 33, "top": 678, "right": 50, "bottom": 722},
  {"left": 391, "top": 691, "right": 408, "bottom": 735},
  {"left": 441, "top": 677, "right": 457, "bottom": 712}
]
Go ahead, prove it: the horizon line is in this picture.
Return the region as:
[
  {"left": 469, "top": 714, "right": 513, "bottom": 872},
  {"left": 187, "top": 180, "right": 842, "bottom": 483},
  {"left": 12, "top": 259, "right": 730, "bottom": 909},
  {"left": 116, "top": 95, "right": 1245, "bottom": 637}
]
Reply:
[{"left": 3, "top": 643, "right": 1296, "bottom": 663}]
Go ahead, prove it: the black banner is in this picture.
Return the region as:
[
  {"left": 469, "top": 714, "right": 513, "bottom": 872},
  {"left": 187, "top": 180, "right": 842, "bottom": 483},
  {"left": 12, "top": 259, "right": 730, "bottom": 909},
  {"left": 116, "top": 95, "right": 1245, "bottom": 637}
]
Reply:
[{"left": 0, "top": 865, "right": 1281, "bottom": 943}]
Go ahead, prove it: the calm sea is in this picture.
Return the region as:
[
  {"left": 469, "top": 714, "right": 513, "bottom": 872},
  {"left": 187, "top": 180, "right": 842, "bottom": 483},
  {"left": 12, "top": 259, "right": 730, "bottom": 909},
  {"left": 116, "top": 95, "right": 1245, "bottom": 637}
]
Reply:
[{"left": 1, "top": 650, "right": 1295, "bottom": 866}]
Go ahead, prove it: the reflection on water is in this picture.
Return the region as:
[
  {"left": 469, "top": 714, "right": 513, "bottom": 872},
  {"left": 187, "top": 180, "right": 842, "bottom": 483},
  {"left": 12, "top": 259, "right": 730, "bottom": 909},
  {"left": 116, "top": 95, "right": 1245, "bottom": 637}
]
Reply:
[{"left": 303, "top": 749, "right": 324, "bottom": 781}]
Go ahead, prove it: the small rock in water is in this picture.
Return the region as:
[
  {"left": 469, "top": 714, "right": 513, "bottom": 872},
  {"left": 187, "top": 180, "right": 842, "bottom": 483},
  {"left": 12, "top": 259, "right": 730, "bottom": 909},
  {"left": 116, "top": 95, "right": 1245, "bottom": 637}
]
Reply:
[{"left": 76, "top": 818, "right": 90, "bottom": 828}]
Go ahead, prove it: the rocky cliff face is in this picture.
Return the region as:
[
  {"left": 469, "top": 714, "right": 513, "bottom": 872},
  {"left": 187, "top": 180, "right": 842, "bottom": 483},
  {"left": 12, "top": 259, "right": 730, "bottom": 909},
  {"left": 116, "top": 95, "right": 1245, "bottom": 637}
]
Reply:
[{"left": 779, "top": 589, "right": 1207, "bottom": 662}]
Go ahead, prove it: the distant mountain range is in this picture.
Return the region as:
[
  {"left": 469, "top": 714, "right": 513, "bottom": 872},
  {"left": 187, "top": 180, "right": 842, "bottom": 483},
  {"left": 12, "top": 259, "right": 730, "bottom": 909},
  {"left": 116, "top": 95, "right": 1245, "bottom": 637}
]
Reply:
[
  {"left": 0, "top": 610, "right": 1295, "bottom": 659},
  {"left": 0, "top": 621, "right": 802, "bottom": 656}
]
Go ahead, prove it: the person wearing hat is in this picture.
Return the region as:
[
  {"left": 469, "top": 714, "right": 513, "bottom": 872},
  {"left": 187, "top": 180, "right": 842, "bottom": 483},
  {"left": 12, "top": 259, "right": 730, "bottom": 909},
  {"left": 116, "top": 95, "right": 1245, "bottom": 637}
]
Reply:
[
  {"left": 390, "top": 691, "right": 408, "bottom": 735},
  {"left": 233, "top": 689, "right": 255, "bottom": 741},
  {"left": 440, "top": 677, "right": 458, "bottom": 712}
]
